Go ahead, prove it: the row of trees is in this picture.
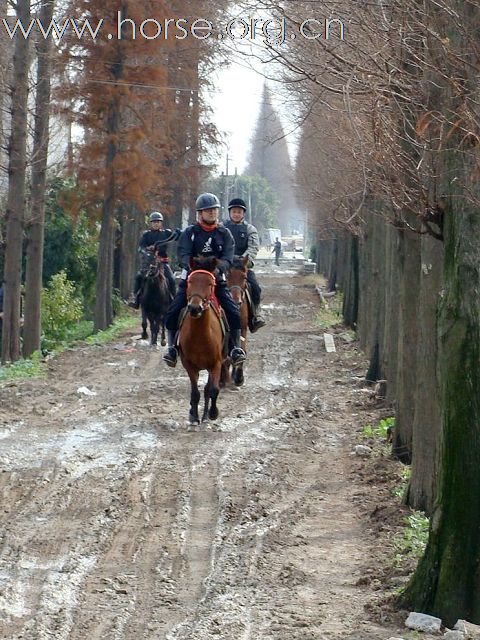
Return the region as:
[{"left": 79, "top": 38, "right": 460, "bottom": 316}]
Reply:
[
  {"left": 255, "top": 0, "right": 480, "bottom": 627},
  {"left": 0, "top": 0, "right": 227, "bottom": 363}
]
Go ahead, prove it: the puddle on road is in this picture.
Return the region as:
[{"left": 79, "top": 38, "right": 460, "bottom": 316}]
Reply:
[
  {"left": 262, "top": 302, "right": 310, "bottom": 310},
  {"left": 0, "top": 420, "right": 160, "bottom": 478}
]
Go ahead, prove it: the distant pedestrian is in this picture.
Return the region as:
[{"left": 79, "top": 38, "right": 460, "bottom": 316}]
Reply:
[{"left": 272, "top": 238, "right": 282, "bottom": 266}]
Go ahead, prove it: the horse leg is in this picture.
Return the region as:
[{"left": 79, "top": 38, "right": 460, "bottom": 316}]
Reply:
[
  {"left": 141, "top": 310, "right": 148, "bottom": 340},
  {"left": 202, "top": 376, "right": 211, "bottom": 422},
  {"left": 233, "top": 318, "right": 247, "bottom": 386},
  {"left": 186, "top": 367, "right": 200, "bottom": 424},
  {"left": 150, "top": 316, "right": 159, "bottom": 346},
  {"left": 219, "top": 360, "right": 231, "bottom": 388},
  {"left": 160, "top": 319, "right": 166, "bottom": 347},
  {"left": 233, "top": 363, "right": 244, "bottom": 387},
  {"left": 208, "top": 363, "right": 222, "bottom": 421}
]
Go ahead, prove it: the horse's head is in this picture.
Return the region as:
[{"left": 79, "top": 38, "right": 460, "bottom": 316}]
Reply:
[
  {"left": 189, "top": 256, "right": 218, "bottom": 274},
  {"left": 186, "top": 257, "right": 218, "bottom": 318},
  {"left": 145, "top": 257, "right": 163, "bottom": 282},
  {"left": 228, "top": 256, "right": 248, "bottom": 305}
]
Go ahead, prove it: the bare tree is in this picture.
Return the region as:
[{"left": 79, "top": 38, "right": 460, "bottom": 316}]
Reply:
[
  {"left": 2, "top": 0, "right": 30, "bottom": 363},
  {"left": 23, "top": 0, "right": 55, "bottom": 357}
]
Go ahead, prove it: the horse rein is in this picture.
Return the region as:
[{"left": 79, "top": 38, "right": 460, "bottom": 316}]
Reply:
[
  {"left": 187, "top": 269, "right": 216, "bottom": 310},
  {"left": 228, "top": 283, "right": 246, "bottom": 303}
]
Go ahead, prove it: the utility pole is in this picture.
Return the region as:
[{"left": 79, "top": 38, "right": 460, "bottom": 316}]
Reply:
[
  {"left": 247, "top": 180, "right": 252, "bottom": 224},
  {"left": 223, "top": 152, "right": 232, "bottom": 215}
]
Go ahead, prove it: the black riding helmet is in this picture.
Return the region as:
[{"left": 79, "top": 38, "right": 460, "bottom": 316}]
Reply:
[
  {"left": 228, "top": 198, "right": 247, "bottom": 211},
  {"left": 196, "top": 193, "right": 220, "bottom": 211}
]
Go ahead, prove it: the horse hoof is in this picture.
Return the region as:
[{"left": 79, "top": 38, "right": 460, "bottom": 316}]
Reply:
[
  {"left": 161, "top": 339, "right": 166, "bottom": 346},
  {"left": 209, "top": 408, "right": 219, "bottom": 420}
]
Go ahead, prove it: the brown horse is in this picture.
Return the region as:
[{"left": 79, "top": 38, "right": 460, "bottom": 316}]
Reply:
[
  {"left": 178, "top": 257, "right": 225, "bottom": 424},
  {"left": 226, "top": 256, "right": 249, "bottom": 386}
]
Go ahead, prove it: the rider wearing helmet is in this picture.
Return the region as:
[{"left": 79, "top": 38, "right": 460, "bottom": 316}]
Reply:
[
  {"left": 129, "top": 211, "right": 180, "bottom": 309},
  {"left": 224, "top": 197, "right": 266, "bottom": 333},
  {"left": 163, "top": 193, "right": 247, "bottom": 368}
]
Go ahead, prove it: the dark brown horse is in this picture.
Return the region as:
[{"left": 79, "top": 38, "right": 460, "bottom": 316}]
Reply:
[
  {"left": 178, "top": 257, "right": 225, "bottom": 424},
  {"left": 140, "top": 253, "right": 170, "bottom": 346},
  {"left": 226, "top": 256, "right": 249, "bottom": 386}
]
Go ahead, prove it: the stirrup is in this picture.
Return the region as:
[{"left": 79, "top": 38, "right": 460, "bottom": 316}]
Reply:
[
  {"left": 163, "top": 347, "right": 177, "bottom": 368},
  {"left": 230, "top": 347, "right": 246, "bottom": 365}
]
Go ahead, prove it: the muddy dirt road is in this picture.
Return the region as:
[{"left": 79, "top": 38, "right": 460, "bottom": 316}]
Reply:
[{"left": 0, "top": 269, "right": 414, "bottom": 640}]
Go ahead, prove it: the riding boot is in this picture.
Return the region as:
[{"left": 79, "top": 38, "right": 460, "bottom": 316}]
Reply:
[
  {"left": 250, "top": 304, "right": 266, "bottom": 333},
  {"left": 128, "top": 290, "right": 140, "bottom": 309},
  {"left": 163, "top": 330, "right": 178, "bottom": 367},
  {"left": 230, "top": 329, "right": 246, "bottom": 365}
]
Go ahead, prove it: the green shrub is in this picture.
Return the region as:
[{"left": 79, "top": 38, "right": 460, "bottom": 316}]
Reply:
[
  {"left": 362, "top": 416, "right": 395, "bottom": 439},
  {"left": 392, "top": 511, "right": 429, "bottom": 567},
  {"left": 41, "top": 270, "right": 83, "bottom": 349},
  {"left": 0, "top": 351, "right": 46, "bottom": 381}
]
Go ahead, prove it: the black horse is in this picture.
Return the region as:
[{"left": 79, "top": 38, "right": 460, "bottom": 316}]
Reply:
[{"left": 140, "top": 255, "right": 171, "bottom": 346}]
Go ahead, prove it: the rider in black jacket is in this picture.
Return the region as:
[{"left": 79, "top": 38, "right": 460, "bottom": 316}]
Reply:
[
  {"left": 129, "top": 211, "right": 180, "bottom": 308},
  {"left": 163, "top": 193, "right": 246, "bottom": 368}
]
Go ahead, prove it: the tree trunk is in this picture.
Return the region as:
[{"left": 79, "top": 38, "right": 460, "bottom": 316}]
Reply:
[
  {"left": 327, "top": 235, "right": 338, "bottom": 291},
  {"left": 23, "top": 0, "right": 54, "bottom": 358},
  {"left": 358, "top": 203, "right": 386, "bottom": 383},
  {"left": 0, "top": 0, "right": 8, "bottom": 200},
  {"left": 406, "top": 232, "right": 443, "bottom": 513},
  {"left": 1, "top": 0, "right": 30, "bottom": 363},
  {"left": 94, "top": 45, "right": 123, "bottom": 331},
  {"left": 118, "top": 203, "right": 143, "bottom": 300},
  {"left": 392, "top": 220, "right": 421, "bottom": 463},
  {"left": 342, "top": 233, "right": 359, "bottom": 329},
  {"left": 401, "top": 172, "right": 480, "bottom": 625},
  {"left": 381, "top": 224, "right": 400, "bottom": 403}
]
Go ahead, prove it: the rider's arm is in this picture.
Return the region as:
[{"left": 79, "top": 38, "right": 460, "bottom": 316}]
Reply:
[
  {"left": 245, "top": 224, "right": 259, "bottom": 260},
  {"left": 162, "top": 228, "right": 182, "bottom": 243},
  {"left": 138, "top": 231, "right": 151, "bottom": 251},
  {"left": 177, "top": 227, "right": 194, "bottom": 271},
  {"left": 217, "top": 227, "right": 234, "bottom": 274}
]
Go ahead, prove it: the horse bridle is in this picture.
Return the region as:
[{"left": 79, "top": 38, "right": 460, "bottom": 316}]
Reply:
[
  {"left": 228, "top": 283, "right": 246, "bottom": 303},
  {"left": 187, "top": 269, "right": 216, "bottom": 311},
  {"left": 146, "top": 258, "right": 163, "bottom": 280}
]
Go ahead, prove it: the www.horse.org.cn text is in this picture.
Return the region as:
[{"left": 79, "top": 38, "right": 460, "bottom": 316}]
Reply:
[{"left": 1, "top": 14, "right": 347, "bottom": 45}]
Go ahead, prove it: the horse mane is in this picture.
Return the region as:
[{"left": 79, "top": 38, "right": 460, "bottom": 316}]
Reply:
[
  {"left": 191, "top": 256, "right": 218, "bottom": 273},
  {"left": 231, "top": 259, "right": 247, "bottom": 271}
]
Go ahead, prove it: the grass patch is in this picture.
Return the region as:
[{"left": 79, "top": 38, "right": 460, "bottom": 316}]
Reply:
[
  {"left": 392, "top": 465, "right": 411, "bottom": 499},
  {"left": 315, "top": 291, "right": 344, "bottom": 329},
  {"left": 0, "top": 314, "right": 138, "bottom": 384},
  {"left": 362, "top": 416, "right": 395, "bottom": 439},
  {"left": 85, "top": 315, "right": 137, "bottom": 345},
  {"left": 0, "top": 351, "right": 47, "bottom": 382},
  {"left": 392, "top": 510, "right": 429, "bottom": 568}
]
